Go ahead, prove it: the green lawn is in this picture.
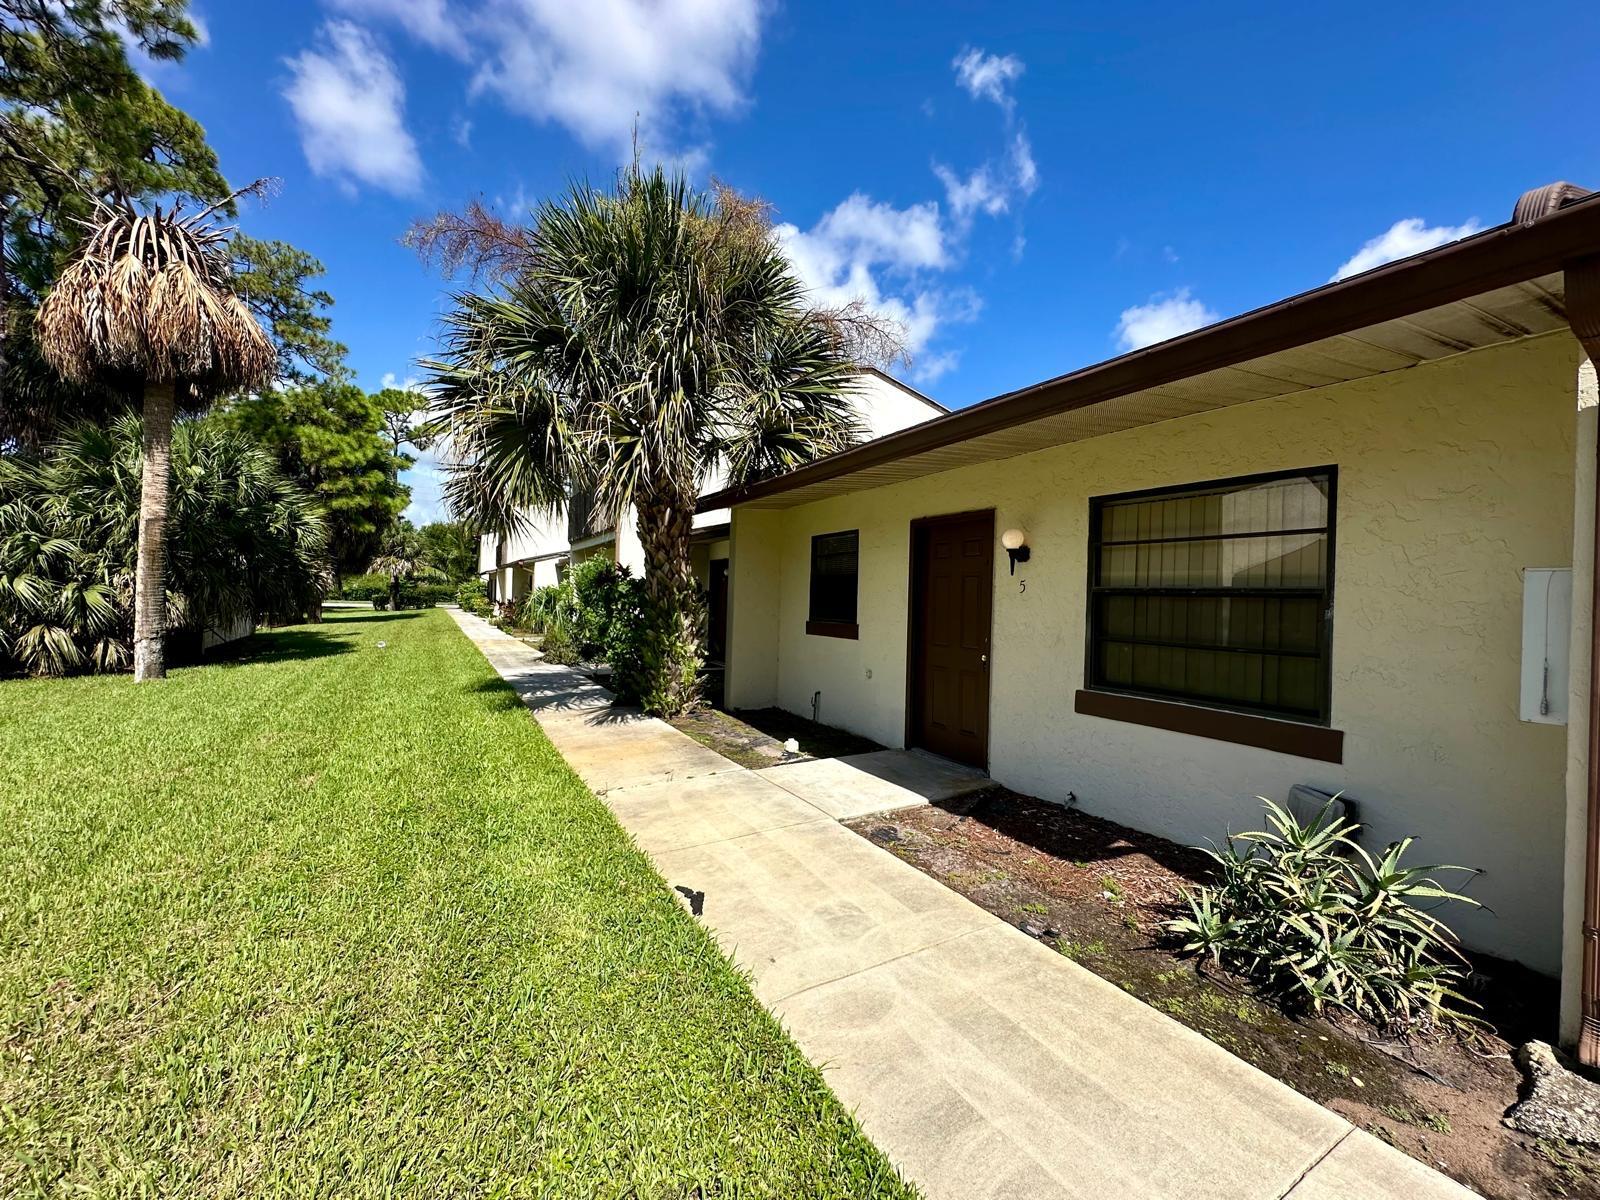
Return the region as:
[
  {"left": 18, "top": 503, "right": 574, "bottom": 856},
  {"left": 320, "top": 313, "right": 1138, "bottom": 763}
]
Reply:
[{"left": 0, "top": 609, "right": 914, "bottom": 1198}]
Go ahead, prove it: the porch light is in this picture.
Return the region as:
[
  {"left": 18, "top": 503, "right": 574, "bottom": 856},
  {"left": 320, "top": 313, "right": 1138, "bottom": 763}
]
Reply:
[{"left": 1001, "top": 527, "right": 1030, "bottom": 574}]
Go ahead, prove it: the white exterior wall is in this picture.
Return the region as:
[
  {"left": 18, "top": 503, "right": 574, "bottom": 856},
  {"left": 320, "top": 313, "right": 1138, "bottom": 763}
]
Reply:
[
  {"left": 609, "top": 369, "right": 945, "bottom": 575},
  {"left": 728, "top": 333, "right": 1584, "bottom": 972},
  {"left": 478, "top": 508, "right": 571, "bottom": 599},
  {"left": 850, "top": 369, "right": 946, "bottom": 439}
]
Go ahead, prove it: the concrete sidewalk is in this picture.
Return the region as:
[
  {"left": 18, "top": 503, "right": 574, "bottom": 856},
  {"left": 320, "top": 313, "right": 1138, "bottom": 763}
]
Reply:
[{"left": 446, "top": 609, "right": 1477, "bottom": 1200}]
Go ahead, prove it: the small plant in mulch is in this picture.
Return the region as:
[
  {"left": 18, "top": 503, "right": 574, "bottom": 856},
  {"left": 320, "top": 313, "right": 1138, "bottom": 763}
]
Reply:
[{"left": 1168, "top": 798, "right": 1480, "bottom": 1033}]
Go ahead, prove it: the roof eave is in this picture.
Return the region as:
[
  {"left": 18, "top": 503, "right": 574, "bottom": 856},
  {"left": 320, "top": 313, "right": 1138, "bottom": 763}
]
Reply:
[{"left": 701, "top": 195, "right": 1600, "bottom": 513}]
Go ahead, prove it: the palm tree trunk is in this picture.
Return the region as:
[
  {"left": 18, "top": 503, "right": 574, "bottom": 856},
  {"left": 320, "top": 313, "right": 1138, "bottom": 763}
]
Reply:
[
  {"left": 133, "top": 382, "right": 176, "bottom": 682},
  {"left": 635, "top": 492, "right": 701, "bottom": 715},
  {"left": 388, "top": 575, "right": 400, "bottom": 611}
]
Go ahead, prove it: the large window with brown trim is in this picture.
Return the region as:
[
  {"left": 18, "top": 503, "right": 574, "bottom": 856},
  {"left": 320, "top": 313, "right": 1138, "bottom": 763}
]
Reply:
[
  {"left": 807, "top": 530, "right": 859, "bottom": 638},
  {"left": 1087, "top": 467, "right": 1335, "bottom": 724}
]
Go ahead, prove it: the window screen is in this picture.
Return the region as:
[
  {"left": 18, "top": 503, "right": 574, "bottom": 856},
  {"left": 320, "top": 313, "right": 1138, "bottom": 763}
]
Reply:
[
  {"left": 1088, "top": 468, "right": 1335, "bottom": 723},
  {"left": 809, "top": 530, "right": 859, "bottom": 626}
]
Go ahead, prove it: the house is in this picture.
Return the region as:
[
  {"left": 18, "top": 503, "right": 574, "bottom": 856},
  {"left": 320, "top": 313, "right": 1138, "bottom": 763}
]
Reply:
[
  {"left": 704, "top": 182, "right": 1600, "bottom": 1062},
  {"left": 477, "top": 367, "right": 946, "bottom": 658}
]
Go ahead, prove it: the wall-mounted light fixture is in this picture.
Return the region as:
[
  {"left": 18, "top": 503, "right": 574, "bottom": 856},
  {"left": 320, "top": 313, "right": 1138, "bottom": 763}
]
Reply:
[{"left": 1001, "top": 527, "right": 1030, "bottom": 575}]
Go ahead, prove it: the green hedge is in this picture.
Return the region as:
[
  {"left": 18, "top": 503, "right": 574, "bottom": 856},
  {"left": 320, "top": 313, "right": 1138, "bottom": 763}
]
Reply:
[
  {"left": 456, "top": 578, "right": 491, "bottom": 616},
  {"left": 340, "top": 575, "right": 456, "bottom": 609},
  {"left": 340, "top": 574, "right": 389, "bottom": 604}
]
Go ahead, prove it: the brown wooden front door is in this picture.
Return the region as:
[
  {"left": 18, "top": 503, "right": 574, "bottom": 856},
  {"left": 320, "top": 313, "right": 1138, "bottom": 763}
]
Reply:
[{"left": 909, "top": 510, "right": 993, "bottom": 768}]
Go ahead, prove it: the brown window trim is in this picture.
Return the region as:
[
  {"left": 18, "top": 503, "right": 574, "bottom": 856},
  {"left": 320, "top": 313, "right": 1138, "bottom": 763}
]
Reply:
[
  {"left": 1074, "top": 688, "right": 1344, "bottom": 763},
  {"left": 806, "top": 620, "right": 859, "bottom": 640}
]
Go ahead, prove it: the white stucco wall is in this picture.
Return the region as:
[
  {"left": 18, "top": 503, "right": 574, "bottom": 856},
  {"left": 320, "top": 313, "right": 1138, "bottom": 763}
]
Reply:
[
  {"left": 727, "top": 333, "right": 1584, "bottom": 972},
  {"left": 849, "top": 369, "right": 946, "bottom": 439},
  {"left": 503, "top": 509, "right": 570, "bottom": 564}
]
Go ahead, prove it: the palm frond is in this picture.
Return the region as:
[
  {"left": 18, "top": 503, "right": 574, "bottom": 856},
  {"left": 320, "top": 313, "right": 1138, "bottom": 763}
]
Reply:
[{"left": 35, "top": 198, "right": 276, "bottom": 397}]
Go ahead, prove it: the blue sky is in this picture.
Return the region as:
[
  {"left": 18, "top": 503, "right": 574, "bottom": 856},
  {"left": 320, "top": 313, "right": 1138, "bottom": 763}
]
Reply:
[{"left": 149, "top": 1, "right": 1598, "bottom": 521}]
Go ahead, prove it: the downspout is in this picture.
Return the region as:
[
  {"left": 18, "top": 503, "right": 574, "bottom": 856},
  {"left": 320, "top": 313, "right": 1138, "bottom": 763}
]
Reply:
[{"left": 1570, "top": 251, "right": 1600, "bottom": 1066}]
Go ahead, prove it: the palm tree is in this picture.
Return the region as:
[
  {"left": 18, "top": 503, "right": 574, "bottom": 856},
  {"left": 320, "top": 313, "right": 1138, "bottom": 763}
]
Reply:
[
  {"left": 367, "top": 526, "right": 441, "bottom": 611},
  {"left": 415, "top": 168, "right": 877, "bottom": 714},
  {"left": 1, "top": 416, "right": 328, "bottom": 677},
  {"left": 34, "top": 198, "right": 275, "bottom": 680}
]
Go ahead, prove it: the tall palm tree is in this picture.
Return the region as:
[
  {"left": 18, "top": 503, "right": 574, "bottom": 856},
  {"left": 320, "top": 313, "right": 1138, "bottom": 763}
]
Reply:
[
  {"left": 417, "top": 168, "right": 872, "bottom": 714},
  {"left": 34, "top": 198, "right": 274, "bottom": 680}
]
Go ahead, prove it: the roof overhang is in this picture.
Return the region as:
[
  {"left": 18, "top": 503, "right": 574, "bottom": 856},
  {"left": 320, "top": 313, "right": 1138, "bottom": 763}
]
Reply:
[{"left": 701, "top": 194, "right": 1600, "bottom": 513}]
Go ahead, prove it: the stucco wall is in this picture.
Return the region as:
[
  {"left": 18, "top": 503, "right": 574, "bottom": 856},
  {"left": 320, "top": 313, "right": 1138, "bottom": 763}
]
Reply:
[
  {"left": 849, "top": 370, "right": 945, "bottom": 438},
  {"left": 729, "top": 333, "right": 1584, "bottom": 971}
]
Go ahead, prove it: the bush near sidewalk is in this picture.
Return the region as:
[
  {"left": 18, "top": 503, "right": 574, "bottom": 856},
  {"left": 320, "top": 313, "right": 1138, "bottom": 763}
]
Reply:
[{"left": 1169, "top": 798, "right": 1479, "bottom": 1031}]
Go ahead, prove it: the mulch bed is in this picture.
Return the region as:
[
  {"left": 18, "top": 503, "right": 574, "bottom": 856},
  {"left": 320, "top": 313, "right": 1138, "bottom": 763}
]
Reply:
[
  {"left": 669, "top": 706, "right": 884, "bottom": 770},
  {"left": 845, "top": 787, "right": 1599, "bottom": 1199}
]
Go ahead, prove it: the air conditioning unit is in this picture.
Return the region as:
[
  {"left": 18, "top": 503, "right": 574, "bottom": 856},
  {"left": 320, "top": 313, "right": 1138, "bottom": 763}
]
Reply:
[{"left": 1286, "top": 784, "right": 1357, "bottom": 834}]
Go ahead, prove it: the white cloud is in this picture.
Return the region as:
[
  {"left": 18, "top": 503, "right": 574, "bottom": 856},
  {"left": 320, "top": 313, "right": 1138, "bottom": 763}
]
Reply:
[
  {"left": 380, "top": 371, "right": 425, "bottom": 393},
  {"left": 341, "top": 0, "right": 764, "bottom": 161},
  {"left": 402, "top": 445, "right": 448, "bottom": 524},
  {"left": 767, "top": 47, "right": 1040, "bottom": 382},
  {"left": 329, "top": 0, "right": 470, "bottom": 57},
  {"left": 1011, "top": 131, "right": 1038, "bottom": 195},
  {"left": 786, "top": 193, "right": 950, "bottom": 277},
  {"left": 953, "top": 47, "right": 1024, "bottom": 112},
  {"left": 1114, "top": 288, "right": 1220, "bottom": 351},
  {"left": 1331, "top": 217, "right": 1483, "bottom": 281},
  {"left": 912, "top": 350, "right": 960, "bottom": 385},
  {"left": 468, "top": 0, "right": 762, "bottom": 159},
  {"left": 935, "top": 132, "right": 1038, "bottom": 222},
  {"left": 934, "top": 163, "right": 1009, "bottom": 220},
  {"left": 283, "top": 21, "right": 423, "bottom": 195},
  {"left": 932, "top": 58, "right": 1040, "bottom": 236},
  {"left": 775, "top": 194, "right": 975, "bottom": 363}
]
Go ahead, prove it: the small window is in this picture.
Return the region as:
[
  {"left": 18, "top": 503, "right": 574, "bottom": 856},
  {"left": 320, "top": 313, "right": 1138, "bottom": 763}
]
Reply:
[
  {"left": 1087, "top": 467, "right": 1335, "bottom": 724},
  {"left": 807, "top": 529, "right": 859, "bottom": 638}
]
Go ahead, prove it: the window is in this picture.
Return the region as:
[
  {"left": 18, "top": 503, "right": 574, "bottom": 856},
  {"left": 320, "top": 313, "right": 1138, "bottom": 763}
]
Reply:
[
  {"left": 807, "top": 529, "right": 859, "bottom": 638},
  {"left": 1086, "top": 467, "right": 1335, "bottom": 724}
]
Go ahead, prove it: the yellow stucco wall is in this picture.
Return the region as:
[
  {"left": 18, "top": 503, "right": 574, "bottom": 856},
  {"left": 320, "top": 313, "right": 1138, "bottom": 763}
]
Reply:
[{"left": 728, "top": 332, "right": 1585, "bottom": 971}]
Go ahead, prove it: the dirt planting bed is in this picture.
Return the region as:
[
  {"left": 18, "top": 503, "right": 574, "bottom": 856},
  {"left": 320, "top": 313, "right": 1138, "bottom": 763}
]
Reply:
[{"left": 846, "top": 788, "right": 1598, "bottom": 1199}]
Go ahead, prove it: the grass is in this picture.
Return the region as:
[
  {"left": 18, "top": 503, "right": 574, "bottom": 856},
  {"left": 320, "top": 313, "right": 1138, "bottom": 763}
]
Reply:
[{"left": 0, "top": 610, "right": 915, "bottom": 1198}]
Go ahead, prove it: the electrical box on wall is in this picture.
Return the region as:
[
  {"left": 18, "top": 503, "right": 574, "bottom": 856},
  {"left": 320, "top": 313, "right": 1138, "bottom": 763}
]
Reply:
[{"left": 1520, "top": 567, "right": 1572, "bottom": 725}]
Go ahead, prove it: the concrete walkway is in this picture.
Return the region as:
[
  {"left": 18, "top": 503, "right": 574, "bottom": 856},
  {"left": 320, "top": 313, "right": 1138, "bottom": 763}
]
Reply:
[{"left": 446, "top": 609, "right": 1477, "bottom": 1200}]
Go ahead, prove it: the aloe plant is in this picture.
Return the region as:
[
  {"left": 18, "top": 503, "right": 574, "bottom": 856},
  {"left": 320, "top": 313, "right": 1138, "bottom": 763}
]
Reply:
[{"left": 1168, "top": 799, "right": 1479, "bottom": 1030}]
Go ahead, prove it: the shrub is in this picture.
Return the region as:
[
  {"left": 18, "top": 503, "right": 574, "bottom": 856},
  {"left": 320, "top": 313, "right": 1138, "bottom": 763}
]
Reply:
[
  {"left": 566, "top": 557, "right": 631, "bottom": 651},
  {"left": 539, "top": 622, "right": 580, "bottom": 664},
  {"left": 517, "top": 584, "right": 560, "bottom": 633},
  {"left": 340, "top": 573, "right": 389, "bottom": 604},
  {"left": 411, "top": 582, "right": 456, "bottom": 607},
  {"left": 517, "top": 559, "right": 643, "bottom": 665},
  {"left": 609, "top": 586, "right": 701, "bottom": 713},
  {"left": 455, "top": 578, "right": 490, "bottom": 616},
  {"left": 342, "top": 575, "right": 455, "bottom": 610},
  {"left": 1167, "top": 799, "right": 1479, "bottom": 1031}
]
